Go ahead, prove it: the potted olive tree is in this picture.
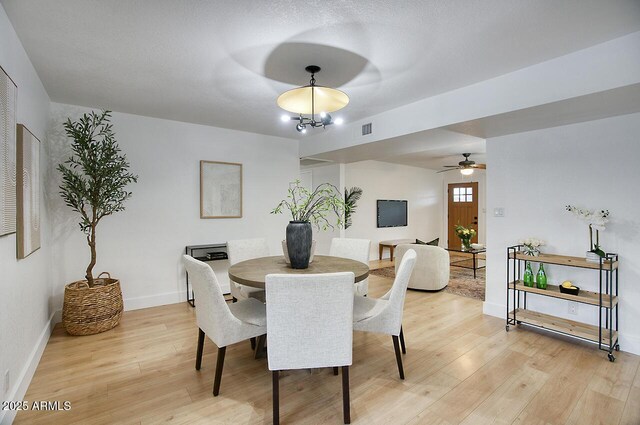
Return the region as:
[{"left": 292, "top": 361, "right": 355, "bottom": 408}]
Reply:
[
  {"left": 59, "top": 110, "right": 137, "bottom": 335},
  {"left": 272, "top": 181, "right": 344, "bottom": 269}
]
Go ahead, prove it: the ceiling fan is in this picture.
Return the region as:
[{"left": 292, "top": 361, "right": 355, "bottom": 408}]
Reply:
[{"left": 438, "top": 153, "right": 486, "bottom": 175}]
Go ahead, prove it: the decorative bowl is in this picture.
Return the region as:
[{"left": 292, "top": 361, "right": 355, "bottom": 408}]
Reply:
[
  {"left": 470, "top": 243, "right": 485, "bottom": 250},
  {"left": 559, "top": 285, "right": 580, "bottom": 296}
]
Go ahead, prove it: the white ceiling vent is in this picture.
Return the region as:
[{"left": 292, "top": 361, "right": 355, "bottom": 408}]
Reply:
[
  {"left": 362, "top": 123, "right": 372, "bottom": 136},
  {"left": 300, "top": 157, "right": 334, "bottom": 167}
]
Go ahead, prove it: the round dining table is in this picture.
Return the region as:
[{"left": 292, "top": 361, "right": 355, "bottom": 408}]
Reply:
[{"left": 228, "top": 255, "right": 369, "bottom": 289}]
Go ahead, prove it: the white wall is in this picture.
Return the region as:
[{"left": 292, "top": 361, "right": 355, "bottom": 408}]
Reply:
[
  {"left": 0, "top": 5, "right": 52, "bottom": 424},
  {"left": 484, "top": 112, "right": 640, "bottom": 355},
  {"left": 46, "top": 103, "right": 298, "bottom": 311},
  {"left": 300, "top": 163, "right": 343, "bottom": 255},
  {"left": 441, "top": 170, "right": 486, "bottom": 246},
  {"left": 344, "top": 160, "right": 442, "bottom": 260}
]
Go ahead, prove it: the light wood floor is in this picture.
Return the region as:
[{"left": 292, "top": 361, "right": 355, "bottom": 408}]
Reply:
[{"left": 16, "top": 274, "right": 640, "bottom": 425}]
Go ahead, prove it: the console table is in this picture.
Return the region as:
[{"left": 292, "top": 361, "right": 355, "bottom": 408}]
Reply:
[
  {"left": 378, "top": 239, "right": 415, "bottom": 260},
  {"left": 185, "top": 243, "right": 229, "bottom": 306}
]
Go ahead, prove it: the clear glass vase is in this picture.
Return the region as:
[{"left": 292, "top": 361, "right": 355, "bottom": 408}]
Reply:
[{"left": 460, "top": 237, "right": 472, "bottom": 251}]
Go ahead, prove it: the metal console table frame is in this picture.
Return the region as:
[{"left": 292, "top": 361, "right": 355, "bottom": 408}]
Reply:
[{"left": 506, "top": 244, "right": 619, "bottom": 361}]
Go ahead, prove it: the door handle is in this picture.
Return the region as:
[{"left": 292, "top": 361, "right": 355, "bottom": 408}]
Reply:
[{"left": 473, "top": 222, "right": 478, "bottom": 225}]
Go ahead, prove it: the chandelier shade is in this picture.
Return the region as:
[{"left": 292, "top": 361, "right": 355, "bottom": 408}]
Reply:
[
  {"left": 277, "top": 85, "right": 349, "bottom": 114},
  {"left": 277, "top": 65, "right": 348, "bottom": 133}
]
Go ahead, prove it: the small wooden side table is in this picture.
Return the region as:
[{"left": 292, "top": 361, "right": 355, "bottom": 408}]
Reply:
[{"left": 378, "top": 239, "right": 415, "bottom": 260}]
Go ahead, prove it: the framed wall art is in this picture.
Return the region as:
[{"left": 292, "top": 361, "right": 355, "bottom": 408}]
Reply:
[
  {"left": 16, "top": 124, "right": 40, "bottom": 258},
  {"left": 1, "top": 65, "right": 17, "bottom": 236},
  {"left": 200, "top": 160, "right": 242, "bottom": 219}
]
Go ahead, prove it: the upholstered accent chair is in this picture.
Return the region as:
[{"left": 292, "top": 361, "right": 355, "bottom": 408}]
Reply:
[
  {"left": 395, "top": 244, "right": 449, "bottom": 291},
  {"left": 227, "top": 238, "right": 269, "bottom": 302},
  {"left": 266, "top": 272, "right": 355, "bottom": 424},
  {"left": 353, "top": 249, "right": 417, "bottom": 379},
  {"left": 329, "top": 238, "right": 371, "bottom": 296},
  {"left": 182, "top": 255, "right": 266, "bottom": 396}
]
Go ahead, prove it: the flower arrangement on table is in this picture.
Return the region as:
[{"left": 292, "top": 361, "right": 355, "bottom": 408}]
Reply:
[
  {"left": 566, "top": 205, "right": 610, "bottom": 260},
  {"left": 454, "top": 224, "right": 476, "bottom": 251},
  {"left": 519, "top": 238, "right": 545, "bottom": 256},
  {"left": 518, "top": 238, "right": 547, "bottom": 289}
]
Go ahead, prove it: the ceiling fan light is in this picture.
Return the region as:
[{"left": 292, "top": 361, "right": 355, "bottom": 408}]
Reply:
[
  {"left": 321, "top": 113, "right": 332, "bottom": 126},
  {"left": 296, "top": 123, "right": 306, "bottom": 133},
  {"left": 460, "top": 168, "right": 474, "bottom": 176},
  {"left": 334, "top": 117, "right": 344, "bottom": 125},
  {"left": 280, "top": 114, "right": 291, "bottom": 122}
]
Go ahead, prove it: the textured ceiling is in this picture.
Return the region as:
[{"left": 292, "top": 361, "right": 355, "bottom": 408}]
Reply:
[{"left": 2, "top": 0, "right": 640, "bottom": 138}]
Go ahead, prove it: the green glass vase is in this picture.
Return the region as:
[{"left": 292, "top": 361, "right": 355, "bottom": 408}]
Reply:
[
  {"left": 536, "top": 263, "right": 547, "bottom": 289},
  {"left": 523, "top": 261, "right": 534, "bottom": 287}
]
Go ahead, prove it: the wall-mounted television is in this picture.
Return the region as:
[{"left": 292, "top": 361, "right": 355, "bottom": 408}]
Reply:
[{"left": 377, "top": 200, "right": 408, "bottom": 228}]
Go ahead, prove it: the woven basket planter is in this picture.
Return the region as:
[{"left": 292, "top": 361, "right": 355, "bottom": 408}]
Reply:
[{"left": 62, "top": 272, "right": 123, "bottom": 336}]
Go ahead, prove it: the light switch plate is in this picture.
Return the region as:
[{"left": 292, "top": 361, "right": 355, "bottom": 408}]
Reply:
[{"left": 493, "top": 207, "right": 505, "bottom": 217}]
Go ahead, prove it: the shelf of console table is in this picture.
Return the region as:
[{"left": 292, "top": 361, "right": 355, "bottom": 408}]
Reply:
[
  {"left": 509, "top": 251, "right": 618, "bottom": 270},
  {"left": 510, "top": 281, "right": 618, "bottom": 308},
  {"left": 510, "top": 308, "right": 617, "bottom": 346}
]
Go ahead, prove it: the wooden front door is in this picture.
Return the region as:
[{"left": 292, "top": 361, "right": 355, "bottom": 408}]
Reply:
[{"left": 448, "top": 182, "right": 479, "bottom": 249}]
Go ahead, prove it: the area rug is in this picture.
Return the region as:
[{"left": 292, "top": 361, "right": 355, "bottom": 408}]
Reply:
[{"left": 370, "top": 261, "right": 485, "bottom": 301}]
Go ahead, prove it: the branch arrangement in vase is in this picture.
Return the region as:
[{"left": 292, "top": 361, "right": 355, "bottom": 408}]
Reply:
[{"left": 271, "top": 180, "right": 345, "bottom": 229}]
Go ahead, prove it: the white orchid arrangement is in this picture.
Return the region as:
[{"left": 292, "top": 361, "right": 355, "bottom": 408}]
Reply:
[
  {"left": 566, "top": 205, "right": 610, "bottom": 257},
  {"left": 519, "top": 238, "right": 545, "bottom": 256}
]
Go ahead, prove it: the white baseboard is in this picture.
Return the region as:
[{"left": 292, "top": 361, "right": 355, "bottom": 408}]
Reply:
[
  {"left": 123, "top": 290, "right": 184, "bottom": 311},
  {"left": 0, "top": 310, "right": 57, "bottom": 425},
  {"left": 483, "top": 301, "right": 506, "bottom": 319},
  {"left": 620, "top": 334, "right": 640, "bottom": 356}
]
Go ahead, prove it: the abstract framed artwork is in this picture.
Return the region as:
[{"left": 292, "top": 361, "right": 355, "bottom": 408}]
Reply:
[
  {"left": 1, "top": 65, "right": 17, "bottom": 237},
  {"left": 16, "top": 124, "right": 40, "bottom": 258},
  {"left": 200, "top": 160, "right": 242, "bottom": 219}
]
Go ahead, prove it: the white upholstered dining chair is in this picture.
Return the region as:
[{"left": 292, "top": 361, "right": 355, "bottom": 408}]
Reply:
[
  {"left": 352, "top": 249, "right": 416, "bottom": 379},
  {"left": 266, "top": 272, "right": 355, "bottom": 425},
  {"left": 329, "top": 238, "right": 371, "bottom": 296},
  {"left": 227, "top": 238, "right": 269, "bottom": 303},
  {"left": 182, "top": 255, "right": 267, "bottom": 396}
]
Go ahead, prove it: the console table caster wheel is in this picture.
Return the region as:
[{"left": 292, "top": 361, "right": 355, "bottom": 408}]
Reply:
[
  {"left": 614, "top": 344, "right": 620, "bottom": 352},
  {"left": 505, "top": 325, "right": 510, "bottom": 332},
  {"left": 608, "top": 353, "right": 616, "bottom": 362}
]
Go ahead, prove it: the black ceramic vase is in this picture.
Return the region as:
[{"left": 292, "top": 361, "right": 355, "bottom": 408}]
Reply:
[{"left": 286, "top": 221, "right": 312, "bottom": 269}]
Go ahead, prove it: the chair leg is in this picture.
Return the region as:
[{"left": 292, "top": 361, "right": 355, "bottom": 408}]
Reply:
[
  {"left": 250, "top": 337, "right": 256, "bottom": 350},
  {"left": 342, "top": 366, "right": 351, "bottom": 424},
  {"left": 399, "top": 326, "right": 406, "bottom": 354},
  {"left": 255, "top": 334, "right": 267, "bottom": 359},
  {"left": 392, "top": 335, "right": 405, "bottom": 380},
  {"left": 333, "top": 367, "right": 339, "bottom": 376},
  {"left": 213, "top": 346, "right": 226, "bottom": 396},
  {"left": 273, "top": 370, "right": 280, "bottom": 425},
  {"left": 195, "top": 328, "right": 205, "bottom": 370}
]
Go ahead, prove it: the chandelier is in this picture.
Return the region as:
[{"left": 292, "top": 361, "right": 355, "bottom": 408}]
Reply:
[{"left": 277, "top": 65, "right": 349, "bottom": 133}]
